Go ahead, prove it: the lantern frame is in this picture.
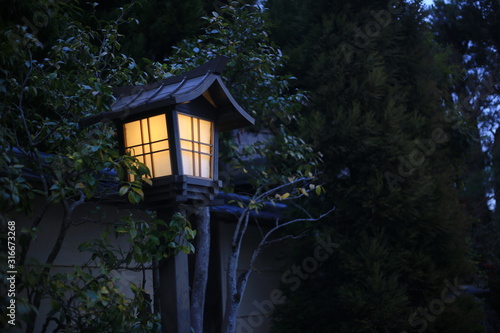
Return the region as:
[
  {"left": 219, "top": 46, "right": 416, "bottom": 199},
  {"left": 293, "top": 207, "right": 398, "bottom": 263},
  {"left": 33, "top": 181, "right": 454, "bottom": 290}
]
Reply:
[{"left": 80, "top": 56, "right": 254, "bottom": 206}]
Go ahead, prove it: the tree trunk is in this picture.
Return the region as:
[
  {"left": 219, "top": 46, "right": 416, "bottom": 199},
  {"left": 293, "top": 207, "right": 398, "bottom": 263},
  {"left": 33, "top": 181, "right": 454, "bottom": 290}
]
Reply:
[
  {"left": 222, "top": 297, "right": 240, "bottom": 333},
  {"left": 221, "top": 227, "right": 251, "bottom": 333},
  {"left": 221, "top": 211, "right": 251, "bottom": 333},
  {"left": 221, "top": 250, "right": 241, "bottom": 333},
  {"left": 191, "top": 206, "right": 211, "bottom": 333}
]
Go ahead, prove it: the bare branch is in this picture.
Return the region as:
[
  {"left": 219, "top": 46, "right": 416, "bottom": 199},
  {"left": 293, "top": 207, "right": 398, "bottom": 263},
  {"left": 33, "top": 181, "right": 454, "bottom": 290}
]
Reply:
[
  {"left": 244, "top": 206, "right": 336, "bottom": 284},
  {"left": 289, "top": 200, "right": 314, "bottom": 219},
  {"left": 69, "top": 190, "right": 86, "bottom": 212},
  {"left": 258, "top": 229, "right": 310, "bottom": 249}
]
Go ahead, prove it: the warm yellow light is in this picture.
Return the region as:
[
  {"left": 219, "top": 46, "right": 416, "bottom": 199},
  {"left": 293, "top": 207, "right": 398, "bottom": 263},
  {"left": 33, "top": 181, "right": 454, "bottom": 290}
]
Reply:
[
  {"left": 123, "top": 114, "right": 171, "bottom": 178},
  {"left": 178, "top": 113, "right": 213, "bottom": 178}
]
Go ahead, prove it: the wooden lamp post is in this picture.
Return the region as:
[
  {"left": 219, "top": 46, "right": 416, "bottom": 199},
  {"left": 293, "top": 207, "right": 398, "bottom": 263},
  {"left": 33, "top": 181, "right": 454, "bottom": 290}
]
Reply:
[{"left": 80, "top": 56, "right": 254, "bottom": 333}]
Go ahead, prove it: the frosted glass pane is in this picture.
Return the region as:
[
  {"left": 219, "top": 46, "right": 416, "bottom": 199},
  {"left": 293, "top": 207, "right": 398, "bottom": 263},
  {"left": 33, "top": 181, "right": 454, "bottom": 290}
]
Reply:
[
  {"left": 124, "top": 114, "right": 173, "bottom": 179},
  {"left": 182, "top": 151, "right": 194, "bottom": 176},
  {"left": 124, "top": 120, "right": 142, "bottom": 147},
  {"left": 151, "top": 141, "right": 169, "bottom": 151},
  {"left": 177, "top": 113, "right": 213, "bottom": 179},
  {"left": 199, "top": 119, "right": 212, "bottom": 144},
  {"left": 180, "top": 139, "right": 192, "bottom": 150},
  {"left": 128, "top": 146, "right": 143, "bottom": 156},
  {"left": 144, "top": 154, "right": 152, "bottom": 172},
  {"left": 200, "top": 144, "right": 211, "bottom": 154},
  {"left": 152, "top": 151, "right": 171, "bottom": 177},
  {"left": 178, "top": 114, "right": 192, "bottom": 140},
  {"left": 149, "top": 114, "right": 168, "bottom": 142},
  {"left": 193, "top": 153, "right": 200, "bottom": 177},
  {"left": 200, "top": 154, "right": 211, "bottom": 178}
]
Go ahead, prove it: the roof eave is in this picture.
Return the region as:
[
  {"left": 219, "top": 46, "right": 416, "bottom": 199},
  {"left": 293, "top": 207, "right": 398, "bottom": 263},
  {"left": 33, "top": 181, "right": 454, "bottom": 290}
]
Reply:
[
  {"left": 78, "top": 56, "right": 255, "bottom": 131},
  {"left": 214, "top": 76, "right": 255, "bottom": 131}
]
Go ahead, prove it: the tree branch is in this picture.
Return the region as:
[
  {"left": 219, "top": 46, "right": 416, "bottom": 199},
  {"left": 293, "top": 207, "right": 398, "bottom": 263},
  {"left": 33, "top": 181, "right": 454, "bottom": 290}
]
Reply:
[{"left": 242, "top": 206, "right": 335, "bottom": 290}]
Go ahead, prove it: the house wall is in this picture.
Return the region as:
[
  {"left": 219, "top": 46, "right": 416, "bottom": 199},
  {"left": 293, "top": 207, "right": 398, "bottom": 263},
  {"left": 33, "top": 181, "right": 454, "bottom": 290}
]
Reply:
[
  {"left": 215, "top": 218, "right": 290, "bottom": 333},
  {"left": 9, "top": 198, "right": 290, "bottom": 333},
  {"left": 10, "top": 199, "right": 154, "bottom": 333}
]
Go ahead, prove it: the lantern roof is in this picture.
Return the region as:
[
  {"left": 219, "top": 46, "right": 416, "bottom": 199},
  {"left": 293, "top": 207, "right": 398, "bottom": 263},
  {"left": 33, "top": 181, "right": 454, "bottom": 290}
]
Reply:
[{"left": 79, "top": 56, "right": 254, "bottom": 131}]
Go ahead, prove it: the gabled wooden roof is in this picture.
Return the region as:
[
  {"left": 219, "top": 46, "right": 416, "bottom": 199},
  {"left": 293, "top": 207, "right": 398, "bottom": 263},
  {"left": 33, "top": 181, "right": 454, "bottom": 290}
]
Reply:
[{"left": 79, "top": 56, "right": 254, "bottom": 131}]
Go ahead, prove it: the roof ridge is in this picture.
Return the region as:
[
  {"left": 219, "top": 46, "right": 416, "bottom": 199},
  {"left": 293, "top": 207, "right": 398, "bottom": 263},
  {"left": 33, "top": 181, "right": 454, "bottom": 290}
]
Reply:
[{"left": 113, "top": 56, "right": 229, "bottom": 98}]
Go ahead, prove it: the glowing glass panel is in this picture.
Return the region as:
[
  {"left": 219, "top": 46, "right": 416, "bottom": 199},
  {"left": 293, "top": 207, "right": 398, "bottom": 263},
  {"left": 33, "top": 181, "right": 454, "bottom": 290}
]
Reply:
[
  {"left": 177, "top": 113, "right": 213, "bottom": 178},
  {"left": 123, "top": 114, "right": 171, "bottom": 179}
]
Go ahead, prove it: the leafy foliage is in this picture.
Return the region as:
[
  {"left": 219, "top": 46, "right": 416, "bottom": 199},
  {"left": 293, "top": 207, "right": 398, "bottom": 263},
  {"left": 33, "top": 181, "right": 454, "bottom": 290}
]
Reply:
[
  {"left": 0, "top": 0, "right": 153, "bottom": 213},
  {"left": 0, "top": 0, "right": 195, "bottom": 331},
  {"left": 88, "top": 0, "right": 211, "bottom": 62},
  {"left": 16, "top": 212, "right": 194, "bottom": 332},
  {"left": 165, "top": 1, "right": 322, "bottom": 191},
  {"left": 155, "top": 3, "right": 331, "bottom": 332},
  {"left": 0, "top": 1, "right": 325, "bottom": 332}
]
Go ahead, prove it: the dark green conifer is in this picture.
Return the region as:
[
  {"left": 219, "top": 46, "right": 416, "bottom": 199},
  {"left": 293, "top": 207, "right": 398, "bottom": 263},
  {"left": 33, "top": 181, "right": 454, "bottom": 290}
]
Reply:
[
  {"left": 268, "top": 0, "right": 483, "bottom": 331},
  {"left": 88, "top": 0, "right": 211, "bottom": 61}
]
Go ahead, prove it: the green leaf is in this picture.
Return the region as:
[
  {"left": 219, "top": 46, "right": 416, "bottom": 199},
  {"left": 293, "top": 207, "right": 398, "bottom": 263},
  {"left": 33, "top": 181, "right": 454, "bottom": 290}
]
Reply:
[
  {"left": 131, "top": 186, "right": 144, "bottom": 198},
  {"left": 316, "top": 185, "right": 322, "bottom": 196},
  {"left": 86, "top": 290, "right": 98, "bottom": 303},
  {"left": 128, "top": 191, "right": 137, "bottom": 204},
  {"left": 119, "top": 186, "right": 128, "bottom": 196}
]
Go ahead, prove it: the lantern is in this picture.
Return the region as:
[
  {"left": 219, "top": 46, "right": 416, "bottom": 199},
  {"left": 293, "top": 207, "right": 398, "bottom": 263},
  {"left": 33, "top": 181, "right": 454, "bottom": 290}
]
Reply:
[{"left": 80, "top": 56, "right": 254, "bottom": 205}]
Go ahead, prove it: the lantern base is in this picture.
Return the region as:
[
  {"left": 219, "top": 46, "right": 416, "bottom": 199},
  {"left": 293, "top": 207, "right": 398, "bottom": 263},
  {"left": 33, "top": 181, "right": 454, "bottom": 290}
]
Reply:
[{"left": 143, "top": 175, "right": 221, "bottom": 208}]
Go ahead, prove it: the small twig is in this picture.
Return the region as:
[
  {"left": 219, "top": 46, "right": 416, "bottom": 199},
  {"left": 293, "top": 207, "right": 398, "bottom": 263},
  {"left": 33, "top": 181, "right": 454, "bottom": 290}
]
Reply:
[
  {"left": 245, "top": 206, "right": 336, "bottom": 281},
  {"left": 289, "top": 200, "right": 314, "bottom": 219},
  {"left": 259, "top": 229, "right": 310, "bottom": 249},
  {"left": 254, "top": 177, "right": 312, "bottom": 202}
]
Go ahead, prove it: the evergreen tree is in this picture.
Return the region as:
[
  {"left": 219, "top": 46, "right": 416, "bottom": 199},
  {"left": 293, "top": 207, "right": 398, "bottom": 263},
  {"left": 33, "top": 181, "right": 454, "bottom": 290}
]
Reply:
[
  {"left": 87, "top": 0, "right": 211, "bottom": 62},
  {"left": 431, "top": 0, "right": 500, "bottom": 323},
  {"left": 268, "top": 0, "right": 483, "bottom": 332}
]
